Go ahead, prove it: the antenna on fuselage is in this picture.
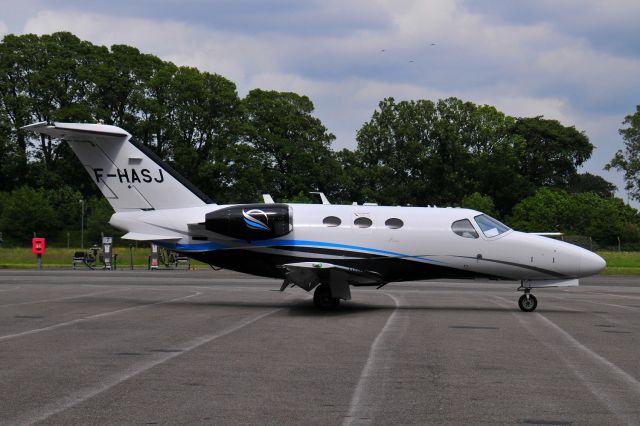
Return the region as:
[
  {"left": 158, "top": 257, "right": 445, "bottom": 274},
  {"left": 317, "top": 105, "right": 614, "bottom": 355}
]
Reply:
[
  {"left": 262, "top": 194, "right": 275, "bottom": 204},
  {"left": 309, "top": 192, "right": 330, "bottom": 205}
]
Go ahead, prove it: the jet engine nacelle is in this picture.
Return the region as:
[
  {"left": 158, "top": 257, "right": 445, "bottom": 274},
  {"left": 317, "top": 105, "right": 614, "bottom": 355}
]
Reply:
[{"left": 205, "top": 204, "right": 293, "bottom": 240}]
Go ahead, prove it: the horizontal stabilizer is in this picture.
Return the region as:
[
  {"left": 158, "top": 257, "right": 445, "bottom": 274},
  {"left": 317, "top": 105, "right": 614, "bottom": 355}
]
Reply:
[
  {"left": 122, "top": 232, "right": 182, "bottom": 241},
  {"left": 21, "top": 122, "right": 130, "bottom": 141},
  {"left": 529, "top": 232, "right": 564, "bottom": 236}
]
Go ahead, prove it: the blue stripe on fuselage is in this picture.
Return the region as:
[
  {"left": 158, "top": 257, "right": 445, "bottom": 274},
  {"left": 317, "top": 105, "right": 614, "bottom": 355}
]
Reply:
[{"left": 157, "top": 239, "right": 444, "bottom": 264}]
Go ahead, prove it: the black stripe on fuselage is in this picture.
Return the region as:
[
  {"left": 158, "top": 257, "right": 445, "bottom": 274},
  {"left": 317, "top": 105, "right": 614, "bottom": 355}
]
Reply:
[
  {"left": 182, "top": 248, "right": 498, "bottom": 283},
  {"left": 453, "top": 256, "right": 569, "bottom": 279}
]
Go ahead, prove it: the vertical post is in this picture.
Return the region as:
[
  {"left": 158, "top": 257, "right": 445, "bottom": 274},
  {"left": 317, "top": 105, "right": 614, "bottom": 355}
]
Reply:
[
  {"left": 79, "top": 199, "right": 85, "bottom": 249},
  {"left": 67, "top": 232, "right": 70, "bottom": 249},
  {"left": 37, "top": 253, "right": 42, "bottom": 270},
  {"left": 129, "top": 244, "right": 134, "bottom": 270},
  {"left": 102, "top": 236, "right": 112, "bottom": 270},
  {"left": 150, "top": 243, "right": 159, "bottom": 270}
]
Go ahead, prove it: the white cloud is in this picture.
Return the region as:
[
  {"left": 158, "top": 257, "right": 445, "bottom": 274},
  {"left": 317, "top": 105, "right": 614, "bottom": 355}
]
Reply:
[{"left": 23, "top": 10, "right": 294, "bottom": 94}]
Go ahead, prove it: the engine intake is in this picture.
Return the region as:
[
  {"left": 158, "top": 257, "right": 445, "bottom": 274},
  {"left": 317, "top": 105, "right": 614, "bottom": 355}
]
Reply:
[{"left": 205, "top": 204, "right": 293, "bottom": 240}]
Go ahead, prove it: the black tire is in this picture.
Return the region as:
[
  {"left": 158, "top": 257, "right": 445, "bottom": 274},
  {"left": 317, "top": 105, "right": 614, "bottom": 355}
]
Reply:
[
  {"left": 518, "top": 293, "right": 538, "bottom": 312},
  {"left": 313, "top": 284, "right": 340, "bottom": 310}
]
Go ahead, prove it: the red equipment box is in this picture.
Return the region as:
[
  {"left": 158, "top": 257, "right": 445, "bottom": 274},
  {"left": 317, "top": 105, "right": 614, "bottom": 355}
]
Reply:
[{"left": 32, "top": 238, "right": 46, "bottom": 254}]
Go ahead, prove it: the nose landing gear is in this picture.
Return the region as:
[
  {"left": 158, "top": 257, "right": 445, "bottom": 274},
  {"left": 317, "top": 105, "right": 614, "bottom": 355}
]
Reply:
[{"left": 518, "top": 288, "right": 538, "bottom": 312}]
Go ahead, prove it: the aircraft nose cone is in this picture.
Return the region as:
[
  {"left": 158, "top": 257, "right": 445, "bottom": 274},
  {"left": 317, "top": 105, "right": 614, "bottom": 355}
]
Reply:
[{"left": 580, "top": 250, "right": 606, "bottom": 276}]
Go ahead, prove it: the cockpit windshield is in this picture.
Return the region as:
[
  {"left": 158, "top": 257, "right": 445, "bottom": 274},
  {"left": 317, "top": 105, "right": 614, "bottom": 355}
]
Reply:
[{"left": 474, "top": 214, "right": 510, "bottom": 238}]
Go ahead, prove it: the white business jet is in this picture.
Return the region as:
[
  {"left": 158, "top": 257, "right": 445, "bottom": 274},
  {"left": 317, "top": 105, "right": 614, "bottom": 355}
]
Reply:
[{"left": 23, "top": 121, "right": 606, "bottom": 311}]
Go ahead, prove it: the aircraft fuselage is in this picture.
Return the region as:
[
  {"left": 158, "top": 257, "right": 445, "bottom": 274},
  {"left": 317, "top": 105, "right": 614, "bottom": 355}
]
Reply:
[{"left": 110, "top": 203, "right": 605, "bottom": 284}]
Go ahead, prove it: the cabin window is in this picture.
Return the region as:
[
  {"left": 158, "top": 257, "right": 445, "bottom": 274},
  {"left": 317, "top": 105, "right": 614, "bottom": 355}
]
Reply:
[
  {"left": 354, "top": 217, "right": 373, "bottom": 228},
  {"left": 323, "top": 216, "right": 341, "bottom": 227},
  {"left": 385, "top": 218, "right": 404, "bottom": 229},
  {"left": 474, "top": 214, "right": 510, "bottom": 238},
  {"left": 451, "top": 219, "right": 479, "bottom": 239}
]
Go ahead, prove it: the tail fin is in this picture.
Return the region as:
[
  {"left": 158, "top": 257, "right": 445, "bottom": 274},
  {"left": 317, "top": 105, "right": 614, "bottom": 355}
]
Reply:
[{"left": 22, "top": 122, "right": 213, "bottom": 211}]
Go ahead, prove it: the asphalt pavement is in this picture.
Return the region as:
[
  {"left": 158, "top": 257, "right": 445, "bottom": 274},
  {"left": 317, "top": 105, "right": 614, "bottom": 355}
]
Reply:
[{"left": 0, "top": 269, "right": 639, "bottom": 425}]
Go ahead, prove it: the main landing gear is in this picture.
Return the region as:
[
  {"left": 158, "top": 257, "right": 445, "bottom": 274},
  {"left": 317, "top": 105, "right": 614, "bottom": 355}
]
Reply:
[
  {"left": 313, "top": 284, "right": 341, "bottom": 310},
  {"left": 518, "top": 288, "right": 538, "bottom": 312}
]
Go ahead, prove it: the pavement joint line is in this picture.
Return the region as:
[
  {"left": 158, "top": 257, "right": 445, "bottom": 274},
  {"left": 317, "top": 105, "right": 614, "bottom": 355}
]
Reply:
[
  {"left": 343, "top": 292, "right": 401, "bottom": 426},
  {"left": 552, "top": 297, "right": 640, "bottom": 312},
  {"left": 0, "top": 286, "right": 22, "bottom": 292},
  {"left": 493, "top": 295, "right": 640, "bottom": 425},
  {"left": 0, "top": 291, "right": 201, "bottom": 342},
  {"left": 0, "top": 287, "right": 131, "bottom": 308},
  {"left": 12, "top": 307, "right": 281, "bottom": 426},
  {"left": 586, "top": 292, "right": 640, "bottom": 300}
]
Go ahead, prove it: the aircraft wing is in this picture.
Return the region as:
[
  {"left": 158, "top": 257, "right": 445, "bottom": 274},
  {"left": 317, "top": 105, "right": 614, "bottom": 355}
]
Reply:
[
  {"left": 121, "top": 232, "right": 182, "bottom": 241},
  {"left": 281, "top": 262, "right": 384, "bottom": 300}
]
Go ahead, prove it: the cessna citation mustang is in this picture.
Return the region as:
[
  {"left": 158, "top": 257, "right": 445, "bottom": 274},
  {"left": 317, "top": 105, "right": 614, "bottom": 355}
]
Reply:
[{"left": 23, "top": 121, "right": 606, "bottom": 312}]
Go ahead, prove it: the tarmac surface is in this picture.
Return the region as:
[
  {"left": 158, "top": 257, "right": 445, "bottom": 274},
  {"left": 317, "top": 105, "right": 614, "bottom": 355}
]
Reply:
[{"left": 0, "top": 269, "right": 639, "bottom": 425}]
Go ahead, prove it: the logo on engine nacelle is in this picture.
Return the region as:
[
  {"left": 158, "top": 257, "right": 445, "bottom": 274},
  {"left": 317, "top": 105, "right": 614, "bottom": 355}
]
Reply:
[{"left": 242, "top": 209, "right": 271, "bottom": 231}]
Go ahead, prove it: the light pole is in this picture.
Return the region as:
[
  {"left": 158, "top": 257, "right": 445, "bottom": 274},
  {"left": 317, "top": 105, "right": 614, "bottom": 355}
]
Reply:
[{"left": 79, "top": 199, "right": 85, "bottom": 249}]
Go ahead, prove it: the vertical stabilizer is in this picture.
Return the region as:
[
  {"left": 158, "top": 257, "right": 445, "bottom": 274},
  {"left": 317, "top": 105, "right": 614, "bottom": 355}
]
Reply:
[{"left": 22, "top": 122, "right": 212, "bottom": 211}]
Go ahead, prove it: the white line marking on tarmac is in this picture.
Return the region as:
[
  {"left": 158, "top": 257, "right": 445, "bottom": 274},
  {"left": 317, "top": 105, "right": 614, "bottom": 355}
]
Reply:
[
  {"left": 343, "top": 293, "right": 402, "bottom": 426},
  {"left": 0, "top": 288, "right": 128, "bottom": 308},
  {"left": 494, "top": 296, "right": 640, "bottom": 425},
  {"left": 12, "top": 308, "right": 280, "bottom": 426},
  {"left": 0, "top": 291, "right": 201, "bottom": 342}
]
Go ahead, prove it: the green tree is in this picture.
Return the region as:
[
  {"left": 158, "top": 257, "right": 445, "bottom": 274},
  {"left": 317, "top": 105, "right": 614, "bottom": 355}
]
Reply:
[
  {"left": 84, "top": 197, "right": 121, "bottom": 246},
  {"left": 0, "top": 33, "right": 37, "bottom": 186},
  {"left": 606, "top": 105, "right": 640, "bottom": 201},
  {"left": 239, "top": 89, "right": 339, "bottom": 202},
  {"left": 508, "top": 188, "right": 638, "bottom": 245},
  {"left": 513, "top": 116, "right": 593, "bottom": 188},
  {"left": 461, "top": 192, "right": 498, "bottom": 217},
  {"left": 508, "top": 188, "right": 569, "bottom": 232},
  {"left": 0, "top": 186, "right": 60, "bottom": 245},
  {"left": 352, "top": 97, "right": 526, "bottom": 211},
  {"left": 135, "top": 59, "right": 178, "bottom": 158},
  {"left": 568, "top": 172, "right": 617, "bottom": 198},
  {"left": 167, "top": 67, "right": 242, "bottom": 202}
]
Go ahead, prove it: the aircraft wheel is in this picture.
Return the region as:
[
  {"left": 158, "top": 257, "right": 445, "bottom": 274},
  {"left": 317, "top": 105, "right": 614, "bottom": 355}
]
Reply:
[
  {"left": 518, "top": 293, "right": 537, "bottom": 312},
  {"left": 313, "top": 284, "right": 340, "bottom": 310}
]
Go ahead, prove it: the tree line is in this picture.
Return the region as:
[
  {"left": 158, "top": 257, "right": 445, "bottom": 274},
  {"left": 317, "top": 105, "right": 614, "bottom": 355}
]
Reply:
[{"left": 0, "top": 32, "right": 637, "bottom": 248}]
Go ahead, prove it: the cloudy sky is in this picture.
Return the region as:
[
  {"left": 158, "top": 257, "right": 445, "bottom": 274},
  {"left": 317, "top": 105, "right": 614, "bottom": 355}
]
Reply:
[{"left": 2, "top": 0, "right": 640, "bottom": 199}]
